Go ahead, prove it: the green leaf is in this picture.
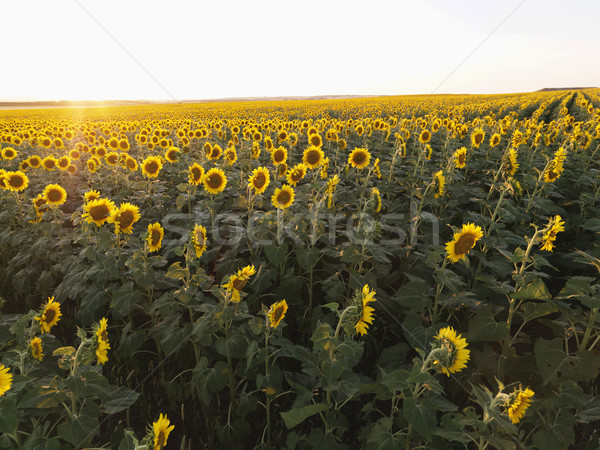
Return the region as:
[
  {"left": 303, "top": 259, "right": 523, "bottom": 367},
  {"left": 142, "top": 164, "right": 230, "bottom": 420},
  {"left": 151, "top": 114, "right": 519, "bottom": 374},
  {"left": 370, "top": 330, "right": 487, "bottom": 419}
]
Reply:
[
  {"left": 264, "top": 243, "right": 288, "bottom": 266},
  {"left": 467, "top": 305, "right": 509, "bottom": 342},
  {"left": 57, "top": 403, "right": 100, "bottom": 447},
  {"left": 165, "top": 261, "right": 187, "bottom": 281},
  {"left": 380, "top": 368, "right": 410, "bottom": 392},
  {"left": 403, "top": 397, "right": 437, "bottom": 441},
  {"left": 512, "top": 277, "right": 551, "bottom": 300},
  {"left": 534, "top": 338, "right": 574, "bottom": 385},
  {"left": 321, "top": 358, "right": 344, "bottom": 386},
  {"left": 101, "top": 386, "right": 140, "bottom": 414},
  {"left": 0, "top": 398, "right": 17, "bottom": 434},
  {"left": 532, "top": 410, "right": 575, "bottom": 450},
  {"left": 281, "top": 403, "right": 329, "bottom": 429}
]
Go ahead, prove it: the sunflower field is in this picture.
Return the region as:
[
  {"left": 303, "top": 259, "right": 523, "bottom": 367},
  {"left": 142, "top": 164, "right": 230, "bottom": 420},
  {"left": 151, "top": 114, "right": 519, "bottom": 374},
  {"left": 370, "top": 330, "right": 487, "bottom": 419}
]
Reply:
[{"left": 1, "top": 89, "right": 600, "bottom": 449}]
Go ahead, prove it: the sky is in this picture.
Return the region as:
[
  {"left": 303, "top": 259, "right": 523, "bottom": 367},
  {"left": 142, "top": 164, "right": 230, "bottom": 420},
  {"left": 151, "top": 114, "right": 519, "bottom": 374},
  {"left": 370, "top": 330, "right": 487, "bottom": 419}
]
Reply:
[{"left": 1, "top": 0, "right": 599, "bottom": 102}]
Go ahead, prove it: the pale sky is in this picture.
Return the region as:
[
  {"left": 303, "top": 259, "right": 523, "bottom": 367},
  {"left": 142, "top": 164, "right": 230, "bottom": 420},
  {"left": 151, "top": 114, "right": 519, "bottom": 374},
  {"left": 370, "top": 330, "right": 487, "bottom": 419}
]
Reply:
[{"left": 1, "top": 0, "right": 598, "bottom": 101}]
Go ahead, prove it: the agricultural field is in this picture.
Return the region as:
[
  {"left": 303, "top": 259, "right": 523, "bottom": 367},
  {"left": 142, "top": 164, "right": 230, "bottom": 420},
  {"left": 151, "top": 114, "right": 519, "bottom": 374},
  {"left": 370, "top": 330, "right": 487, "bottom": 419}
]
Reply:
[{"left": 1, "top": 89, "right": 600, "bottom": 449}]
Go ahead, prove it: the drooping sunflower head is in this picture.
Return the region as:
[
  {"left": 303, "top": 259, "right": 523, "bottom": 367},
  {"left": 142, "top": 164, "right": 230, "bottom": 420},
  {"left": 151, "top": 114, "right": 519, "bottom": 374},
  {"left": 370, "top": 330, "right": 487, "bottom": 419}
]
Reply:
[
  {"left": 454, "top": 147, "right": 467, "bottom": 169},
  {"left": 540, "top": 215, "right": 565, "bottom": 252},
  {"left": 4, "top": 171, "right": 29, "bottom": 192},
  {"left": 30, "top": 337, "right": 44, "bottom": 361},
  {"left": 271, "top": 184, "right": 295, "bottom": 209},
  {"left": 268, "top": 299, "right": 288, "bottom": 329},
  {"left": 106, "top": 152, "right": 119, "bottom": 166},
  {"left": 84, "top": 189, "right": 101, "bottom": 203},
  {"left": 109, "top": 202, "right": 141, "bottom": 235},
  {"left": 147, "top": 222, "right": 164, "bottom": 253},
  {"left": 94, "top": 317, "right": 110, "bottom": 365},
  {"left": 505, "top": 387, "right": 534, "bottom": 424},
  {"left": 223, "top": 265, "right": 256, "bottom": 303},
  {"left": 348, "top": 147, "right": 371, "bottom": 169},
  {"left": 286, "top": 163, "right": 307, "bottom": 186},
  {"left": 248, "top": 167, "right": 270, "bottom": 194},
  {"left": 42, "top": 184, "right": 67, "bottom": 206},
  {"left": 191, "top": 224, "right": 207, "bottom": 258},
  {"left": 490, "top": 133, "right": 501, "bottom": 147},
  {"left": 303, "top": 145, "right": 325, "bottom": 169},
  {"left": 0, "top": 363, "right": 12, "bottom": 398},
  {"left": 141, "top": 156, "right": 163, "bottom": 178},
  {"left": 152, "top": 413, "right": 175, "bottom": 450},
  {"left": 271, "top": 146, "right": 287, "bottom": 166},
  {"left": 431, "top": 326, "right": 470, "bottom": 376},
  {"left": 433, "top": 170, "right": 445, "bottom": 198},
  {"left": 165, "top": 146, "right": 180, "bottom": 163},
  {"left": 445, "top": 223, "right": 483, "bottom": 263},
  {"left": 188, "top": 163, "right": 205, "bottom": 185},
  {"left": 208, "top": 144, "right": 223, "bottom": 161},
  {"left": 203, "top": 168, "right": 227, "bottom": 195},
  {"left": 83, "top": 198, "right": 117, "bottom": 226},
  {"left": 354, "top": 284, "right": 377, "bottom": 336},
  {"left": 35, "top": 296, "right": 62, "bottom": 334}
]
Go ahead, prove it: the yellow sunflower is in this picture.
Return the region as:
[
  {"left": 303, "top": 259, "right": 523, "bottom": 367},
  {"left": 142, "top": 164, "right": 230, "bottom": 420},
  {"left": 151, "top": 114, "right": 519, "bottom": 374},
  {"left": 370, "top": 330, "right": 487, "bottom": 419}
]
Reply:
[
  {"left": 4, "top": 171, "right": 29, "bottom": 192},
  {"left": 1, "top": 147, "right": 17, "bottom": 160},
  {"left": 272, "top": 184, "right": 295, "bottom": 209},
  {"left": 471, "top": 128, "right": 485, "bottom": 148},
  {"left": 431, "top": 326, "right": 470, "bottom": 376},
  {"left": 286, "top": 163, "right": 307, "bottom": 186},
  {"left": 109, "top": 202, "right": 141, "bottom": 234},
  {"left": 222, "top": 265, "right": 256, "bottom": 303},
  {"left": 433, "top": 170, "right": 445, "bottom": 198},
  {"left": 147, "top": 223, "right": 164, "bottom": 253},
  {"left": 165, "top": 146, "right": 180, "bottom": 163},
  {"left": 445, "top": 223, "right": 483, "bottom": 263},
  {"left": 372, "top": 187, "right": 382, "bottom": 213},
  {"left": 191, "top": 224, "right": 207, "bottom": 258},
  {"left": 348, "top": 148, "right": 371, "bottom": 169},
  {"left": 373, "top": 158, "right": 381, "bottom": 178},
  {"left": 506, "top": 387, "right": 534, "bottom": 424},
  {"left": 248, "top": 167, "right": 270, "bottom": 194},
  {"left": 355, "top": 284, "right": 377, "bottom": 336},
  {"left": 271, "top": 146, "right": 287, "bottom": 166},
  {"left": 94, "top": 317, "right": 110, "bottom": 365},
  {"left": 302, "top": 145, "right": 325, "bottom": 169},
  {"left": 203, "top": 168, "right": 227, "bottom": 194},
  {"left": 208, "top": 144, "right": 223, "bottom": 161},
  {"left": 30, "top": 337, "right": 44, "bottom": 361},
  {"left": 0, "top": 364, "right": 12, "bottom": 398},
  {"left": 126, "top": 156, "right": 138, "bottom": 171},
  {"left": 105, "top": 152, "right": 119, "bottom": 166},
  {"left": 35, "top": 296, "right": 62, "bottom": 334},
  {"left": 508, "top": 148, "right": 519, "bottom": 175},
  {"left": 268, "top": 299, "right": 288, "bottom": 329},
  {"left": 225, "top": 146, "right": 237, "bottom": 165},
  {"left": 308, "top": 132, "right": 323, "bottom": 148},
  {"left": 419, "top": 129, "right": 431, "bottom": 144},
  {"left": 141, "top": 156, "right": 163, "bottom": 178},
  {"left": 28, "top": 155, "right": 42, "bottom": 168},
  {"left": 152, "top": 413, "right": 175, "bottom": 450},
  {"left": 454, "top": 147, "right": 467, "bottom": 169},
  {"left": 83, "top": 198, "right": 116, "bottom": 226},
  {"left": 540, "top": 215, "right": 565, "bottom": 252},
  {"left": 57, "top": 156, "right": 71, "bottom": 170},
  {"left": 188, "top": 163, "right": 205, "bottom": 185},
  {"left": 42, "top": 184, "right": 67, "bottom": 206},
  {"left": 84, "top": 189, "right": 101, "bottom": 203}
]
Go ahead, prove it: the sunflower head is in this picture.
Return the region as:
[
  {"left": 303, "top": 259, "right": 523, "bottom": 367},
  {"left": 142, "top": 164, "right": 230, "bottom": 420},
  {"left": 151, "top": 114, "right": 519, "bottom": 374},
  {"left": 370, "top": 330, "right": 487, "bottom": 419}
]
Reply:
[
  {"left": 505, "top": 387, "right": 534, "bottom": 424},
  {"left": 42, "top": 184, "right": 67, "bottom": 206},
  {"left": 268, "top": 299, "right": 288, "bottom": 329},
  {"left": 272, "top": 146, "right": 287, "bottom": 166},
  {"left": 445, "top": 223, "right": 483, "bottom": 263},
  {"left": 109, "top": 202, "right": 141, "bottom": 235},
  {"left": 248, "top": 167, "right": 270, "bottom": 194},
  {"left": 454, "top": 147, "right": 467, "bottom": 169},
  {"left": 430, "top": 326, "right": 470, "bottom": 376},
  {"left": 4, "top": 171, "right": 29, "bottom": 192},
  {"left": 35, "top": 296, "right": 62, "bottom": 334},
  {"left": 348, "top": 148, "right": 371, "bottom": 169},
  {"left": 191, "top": 224, "right": 207, "bottom": 258},
  {"left": 353, "top": 284, "right": 377, "bottom": 336},
  {"left": 188, "top": 163, "right": 205, "bottom": 185},
  {"left": 303, "top": 145, "right": 325, "bottom": 169},
  {"left": 30, "top": 337, "right": 44, "bottom": 361},
  {"left": 419, "top": 129, "right": 431, "bottom": 144},
  {"left": 152, "top": 413, "right": 175, "bottom": 450},
  {"left": 540, "top": 215, "right": 565, "bottom": 252},
  {"left": 203, "top": 168, "right": 227, "bottom": 195},
  {"left": 471, "top": 128, "right": 485, "bottom": 148},
  {"left": 94, "top": 317, "right": 110, "bottom": 365},
  {"left": 286, "top": 163, "right": 307, "bottom": 186},
  {"left": 165, "top": 146, "right": 180, "bottom": 163},
  {"left": 0, "top": 363, "right": 12, "bottom": 398},
  {"left": 83, "top": 198, "right": 117, "bottom": 226},
  {"left": 272, "top": 184, "right": 295, "bottom": 209},
  {"left": 141, "top": 156, "right": 163, "bottom": 178}
]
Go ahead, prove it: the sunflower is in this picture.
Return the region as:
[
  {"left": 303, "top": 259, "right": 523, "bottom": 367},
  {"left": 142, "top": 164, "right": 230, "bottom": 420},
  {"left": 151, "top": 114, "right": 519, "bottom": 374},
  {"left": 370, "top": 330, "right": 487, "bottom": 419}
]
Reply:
[
  {"left": 251, "top": 141, "right": 261, "bottom": 159},
  {"left": 264, "top": 136, "right": 274, "bottom": 151},
  {"left": 208, "top": 144, "right": 223, "bottom": 161},
  {"left": 268, "top": 299, "right": 288, "bottom": 329},
  {"left": 203, "top": 168, "right": 227, "bottom": 194},
  {"left": 419, "top": 129, "right": 431, "bottom": 144},
  {"left": 109, "top": 202, "right": 141, "bottom": 234},
  {"left": 308, "top": 133, "right": 323, "bottom": 148},
  {"left": 454, "top": 147, "right": 467, "bottom": 169},
  {"left": 225, "top": 146, "right": 237, "bottom": 165},
  {"left": 30, "top": 336, "right": 44, "bottom": 361},
  {"left": 152, "top": 413, "right": 175, "bottom": 450},
  {"left": 505, "top": 387, "right": 534, "bottom": 424},
  {"left": 445, "top": 223, "right": 483, "bottom": 263},
  {"left": 508, "top": 148, "right": 519, "bottom": 175},
  {"left": 222, "top": 265, "right": 256, "bottom": 303},
  {"left": 191, "top": 224, "right": 207, "bottom": 258},
  {"left": 431, "top": 326, "right": 470, "bottom": 376},
  {"left": 348, "top": 147, "right": 371, "bottom": 169},
  {"left": 108, "top": 137, "right": 119, "bottom": 150},
  {"left": 189, "top": 163, "right": 205, "bottom": 185},
  {"left": 126, "top": 156, "right": 138, "bottom": 171},
  {"left": 373, "top": 158, "right": 381, "bottom": 178},
  {"left": 0, "top": 364, "right": 12, "bottom": 398},
  {"left": 433, "top": 170, "right": 445, "bottom": 198},
  {"left": 302, "top": 145, "right": 325, "bottom": 169},
  {"left": 471, "top": 128, "right": 485, "bottom": 148},
  {"left": 141, "top": 156, "right": 163, "bottom": 178},
  {"left": 42, "top": 184, "right": 67, "bottom": 206},
  {"left": 372, "top": 187, "right": 382, "bottom": 213},
  {"left": 1, "top": 147, "right": 17, "bottom": 160},
  {"left": 147, "top": 223, "right": 164, "bottom": 253},
  {"left": 286, "top": 163, "right": 307, "bottom": 186},
  {"left": 69, "top": 149, "right": 81, "bottom": 160},
  {"left": 320, "top": 157, "right": 330, "bottom": 179},
  {"left": 4, "top": 171, "right": 29, "bottom": 192},
  {"left": 53, "top": 138, "right": 64, "bottom": 149},
  {"left": 248, "top": 167, "right": 270, "bottom": 194},
  {"left": 35, "top": 296, "right": 62, "bottom": 334},
  {"left": 165, "top": 146, "right": 180, "bottom": 163},
  {"left": 540, "top": 215, "right": 565, "bottom": 252},
  {"left": 355, "top": 284, "right": 377, "bottom": 336},
  {"left": 272, "top": 184, "right": 295, "bottom": 209},
  {"left": 94, "top": 317, "right": 110, "bottom": 365},
  {"left": 28, "top": 155, "right": 42, "bottom": 168},
  {"left": 83, "top": 198, "right": 116, "bottom": 226},
  {"left": 32, "top": 194, "right": 47, "bottom": 219},
  {"left": 118, "top": 138, "right": 130, "bottom": 151},
  {"left": 105, "top": 152, "right": 119, "bottom": 165},
  {"left": 490, "top": 133, "right": 501, "bottom": 147},
  {"left": 87, "top": 158, "right": 99, "bottom": 173},
  {"left": 271, "top": 146, "right": 287, "bottom": 166},
  {"left": 84, "top": 189, "right": 101, "bottom": 203}
]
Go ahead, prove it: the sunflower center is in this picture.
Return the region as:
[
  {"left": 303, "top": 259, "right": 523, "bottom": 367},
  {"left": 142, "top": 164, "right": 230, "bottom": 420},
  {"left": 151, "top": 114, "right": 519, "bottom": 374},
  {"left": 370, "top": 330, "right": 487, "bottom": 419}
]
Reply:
[
  {"left": 273, "top": 306, "right": 284, "bottom": 323},
  {"left": 207, "top": 173, "right": 223, "bottom": 189},
  {"left": 44, "top": 309, "right": 55, "bottom": 323},
  {"left": 306, "top": 150, "right": 320, "bottom": 165},
  {"left": 90, "top": 204, "right": 110, "bottom": 221},
  {"left": 277, "top": 190, "right": 291, "bottom": 205},
  {"left": 191, "top": 167, "right": 202, "bottom": 180},
  {"left": 232, "top": 277, "right": 247, "bottom": 291},
  {"left": 119, "top": 210, "right": 135, "bottom": 229},
  {"left": 146, "top": 161, "right": 159, "bottom": 174},
  {"left": 151, "top": 229, "right": 161, "bottom": 245},
  {"left": 47, "top": 189, "right": 63, "bottom": 202},
  {"left": 291, "top": 171, "right": 303, "bottom": 182},
  {"left": 127, "top": 158, "right": 136, "bottom": 169},
  {"left": 475, "top": 134, "right": 484, "bottom": 144},
  {"left": 352, "top": 152, "right": 366, "bottom": 165},
  {"left": 167, "top": 150, "right": 178, "bottom": 160},
  {"left": 454, "top": 233, "right": 476, "bottom": 255},
  {"left": 8, "top": 175, "right": 24, "bottom": 188},
  {"left": 253, "top": 173, "right": 266, "bottom": 188},
  {"left": 274, "top": 151, "right": 284, "bottom": 163}
]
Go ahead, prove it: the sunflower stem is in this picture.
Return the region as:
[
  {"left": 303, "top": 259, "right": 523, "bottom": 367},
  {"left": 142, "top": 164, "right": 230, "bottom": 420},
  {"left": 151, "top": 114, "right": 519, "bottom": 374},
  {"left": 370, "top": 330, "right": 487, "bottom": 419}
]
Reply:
[{"left": 431, "top": 257, "right": 449, "bottom": 324}]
